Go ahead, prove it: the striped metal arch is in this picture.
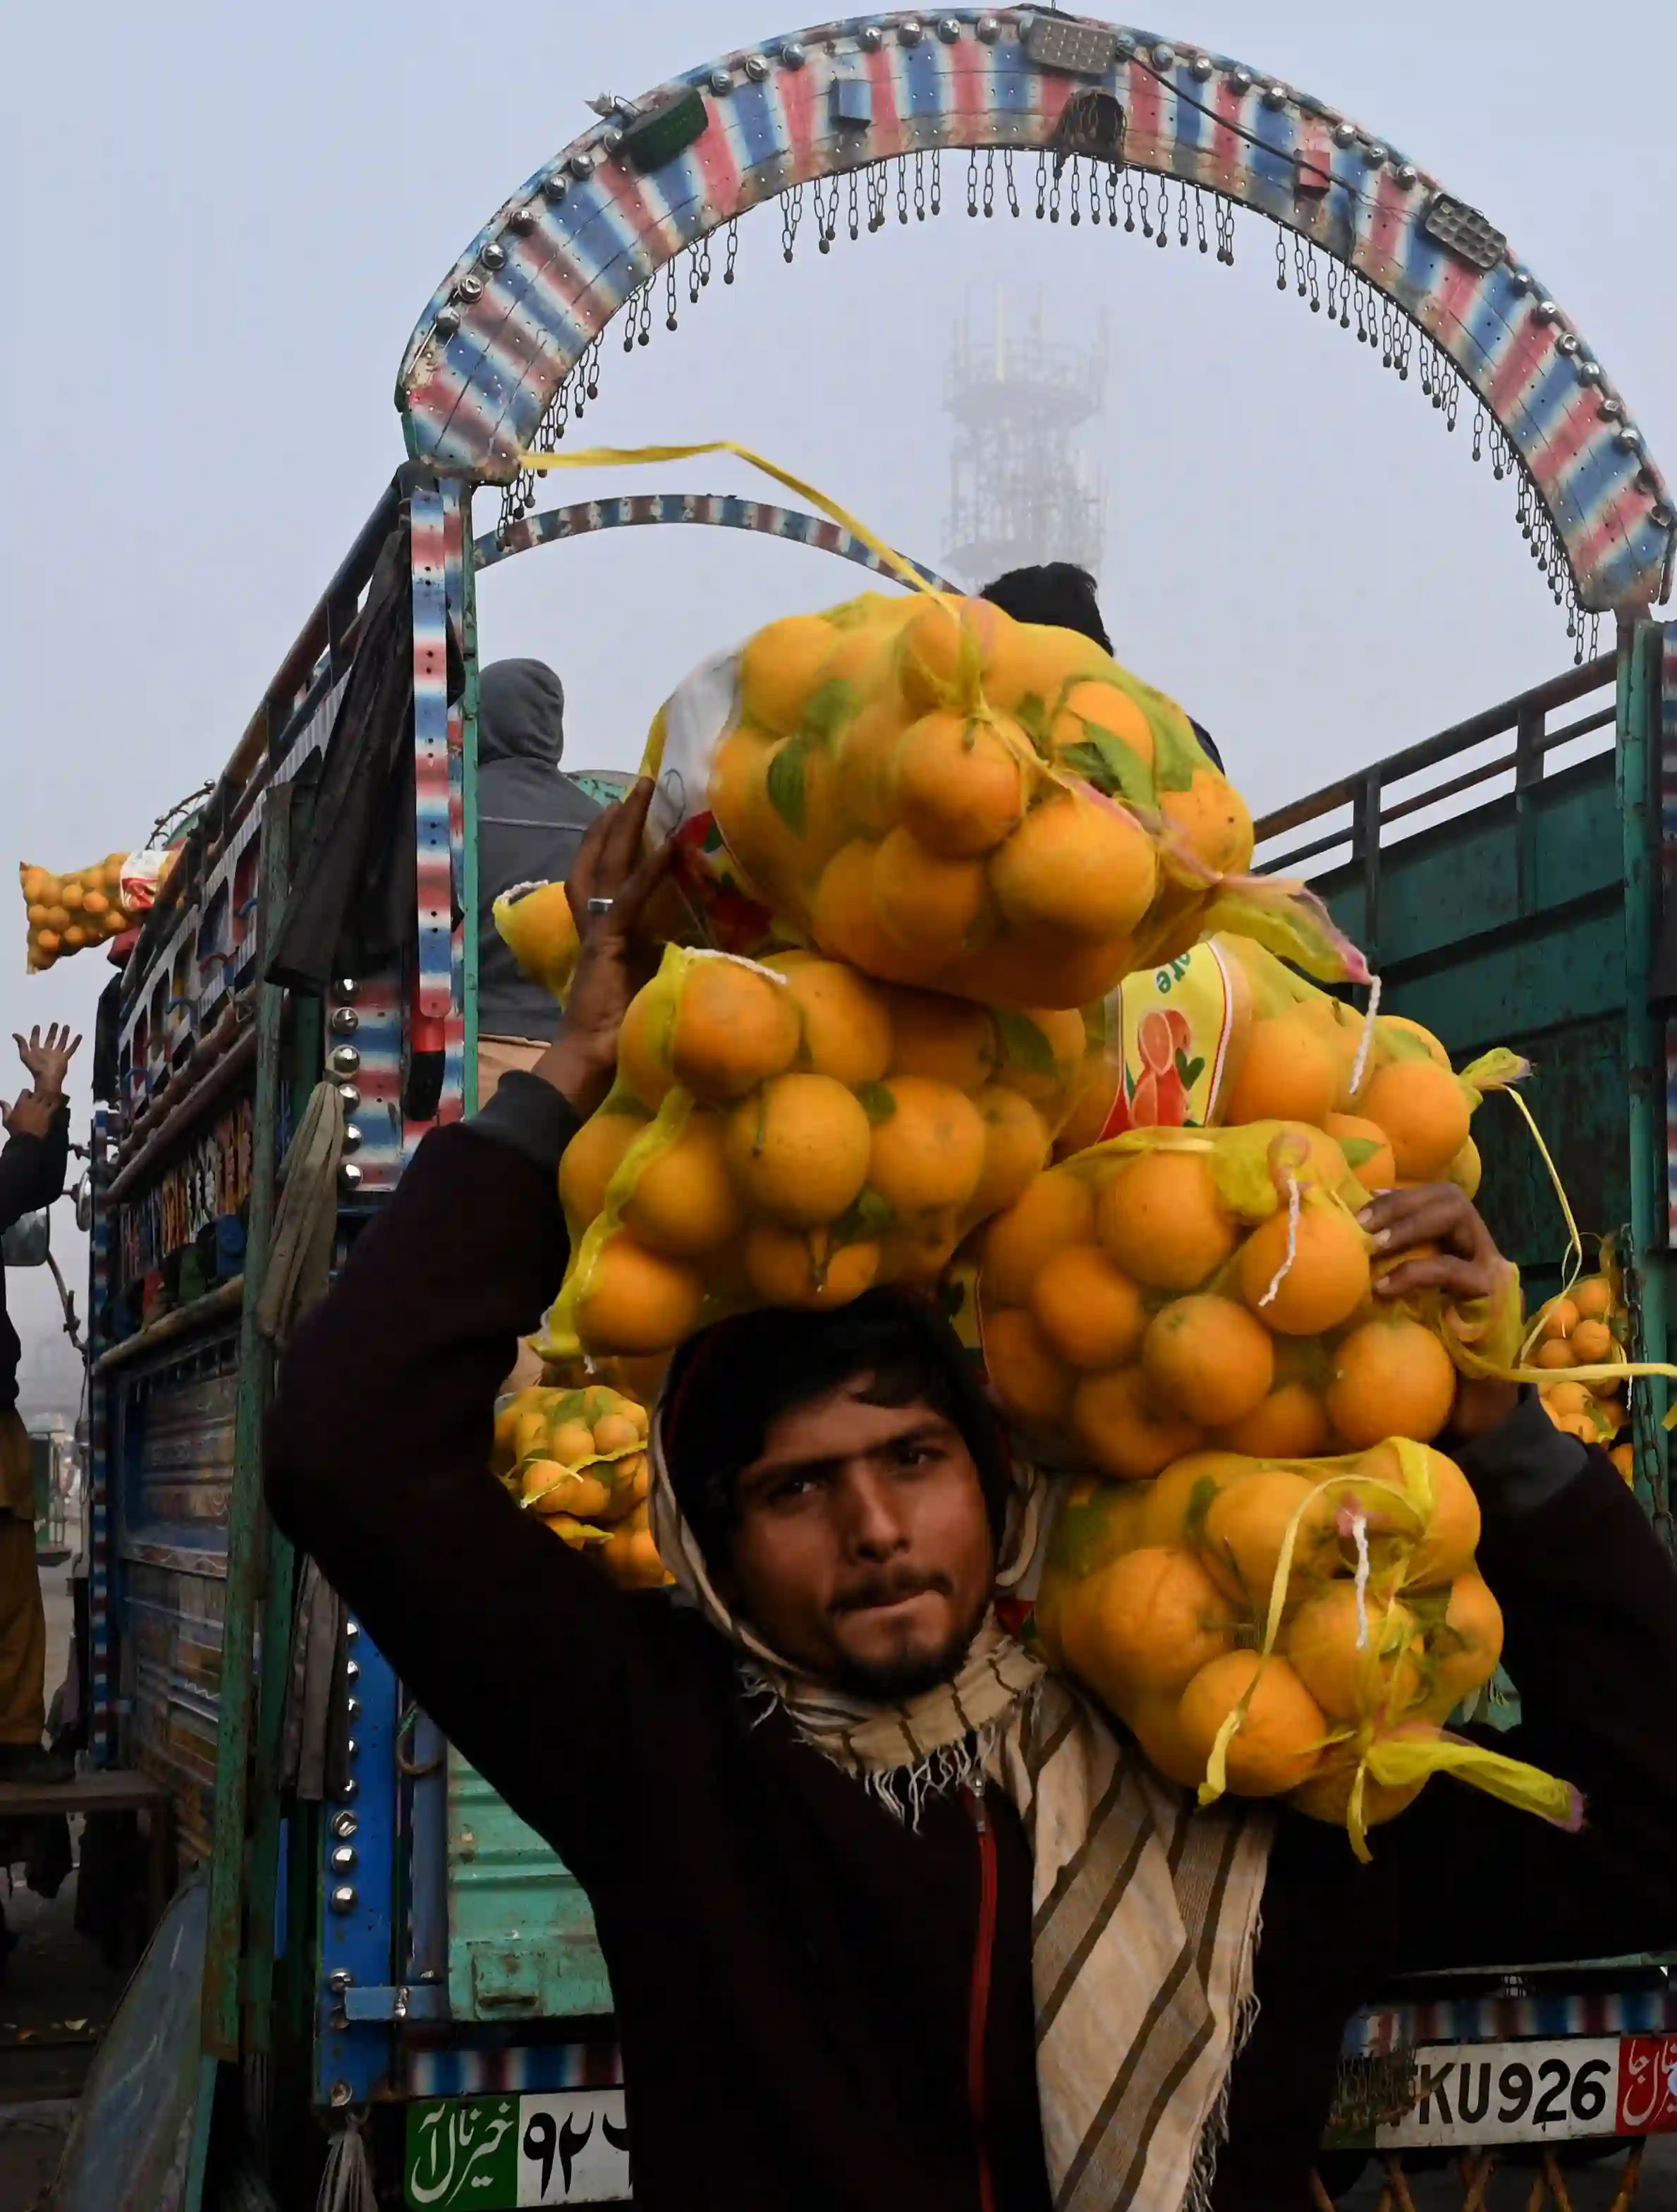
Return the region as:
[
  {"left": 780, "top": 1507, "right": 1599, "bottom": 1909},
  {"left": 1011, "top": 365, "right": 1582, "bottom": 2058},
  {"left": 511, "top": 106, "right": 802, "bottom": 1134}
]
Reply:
[
  {"left": 474, "top": 490, "right": 956, "bottom": 585},
  {"left": 398, "top": 8, "right": 1673, "bottom": 616}
]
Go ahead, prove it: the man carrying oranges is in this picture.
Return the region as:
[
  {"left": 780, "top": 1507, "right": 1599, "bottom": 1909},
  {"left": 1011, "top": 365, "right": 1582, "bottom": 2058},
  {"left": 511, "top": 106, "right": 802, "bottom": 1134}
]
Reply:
[{"left": 269, "top": 784, "right": 1677, "bottom": 2211}]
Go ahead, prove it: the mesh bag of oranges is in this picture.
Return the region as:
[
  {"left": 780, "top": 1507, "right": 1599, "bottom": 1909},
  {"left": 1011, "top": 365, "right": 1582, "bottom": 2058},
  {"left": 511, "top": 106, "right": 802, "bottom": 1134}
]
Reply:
[
  {"left": 1528, "top": 1255, "right": 1635, "bottom": 1474},
  {"left": 20, "top": 854, "right": 147, "bottom": 971},
  {"left": 492, "top": 1382, "right": 669, "bottom": 1590},
  {"left": 542, "top": 943, "right": 1090, "bottom": 1366},
  {"left": 965, "top": 1118, "right": 1526, "bottom": 1479},
  {"left": 1035, "top": 1438, "right": 1579, "bottom": 1858},
  {"left": 639, "top": 590, "right": 1370, "bottom": 1011}
]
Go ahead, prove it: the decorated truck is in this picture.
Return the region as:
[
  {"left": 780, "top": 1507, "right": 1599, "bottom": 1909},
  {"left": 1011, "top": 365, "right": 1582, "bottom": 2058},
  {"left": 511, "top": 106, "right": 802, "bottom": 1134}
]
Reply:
[{"left": 61, "top": 11, "right": 1676, "bottom": 2208}]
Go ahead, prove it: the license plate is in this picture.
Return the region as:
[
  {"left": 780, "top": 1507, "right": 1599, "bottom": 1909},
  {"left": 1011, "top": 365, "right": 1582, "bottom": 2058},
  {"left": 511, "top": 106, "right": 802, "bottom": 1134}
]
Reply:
[
  {"left": 1375, "top": 2037, "right": 1628, "bottom": 2148},
  {"left": 406, "top": 2091, "right": 630, "bottom": 2208}
]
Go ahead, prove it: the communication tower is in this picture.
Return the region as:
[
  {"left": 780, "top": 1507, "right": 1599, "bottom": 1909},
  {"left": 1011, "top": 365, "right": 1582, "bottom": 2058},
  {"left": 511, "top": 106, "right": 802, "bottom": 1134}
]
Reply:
[{"left": 942, "top": 294, "right": 1110, "bottom": 588}]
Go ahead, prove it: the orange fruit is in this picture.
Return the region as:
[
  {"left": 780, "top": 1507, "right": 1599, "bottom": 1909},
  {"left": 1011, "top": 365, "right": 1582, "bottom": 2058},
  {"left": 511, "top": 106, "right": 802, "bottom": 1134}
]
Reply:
[
  {"left": 1568, "top": 1318, "right": 1615, "bottom": 1364},
  {"left": 591, "top": 1411, "right": 642, "bottom": 1456},
  {"left": 939, "top": 930, "right": 1137, "bottom": 1014},
  {"left": 1446, "top": 1137, "right": 1482, "bottom": 1201},
  {"left": 1539, "top": 1297, "right": 1580, "bottom": 1342},
  {"left": 1370, "top": 1444, "right": 1480, "bottom": 1589},
  {"left": 1128, "top": 1692, "right": 1218, "bottom": 1791},
  {"left": 742, "top": 1223, "right": 881, "bottom": 1308},
  {"left": 810, "top": 842, "right": 924, "bottom": 985},
  {"left": 1220, "top": 1014, "right": 1341, "bottom": 1128},
  {"left": 1135, "top": 1450, "right": 1251, "bottom": 1548},
  {"left": 1324, "top": 1112, "right": 1398, "bottom": 1194},
  {"left": 19, "top": 866, "right": 52, "bottom": 904},
  {"left": 884, "top": 990, "right": 1000, "bottom": 1091},
  {"left": 768, "top": 956, "right": 895, "bottom": 1086},
  {"left": 965, "top": 1087, "right": 1051, "bottom": 1224},
  {"left": 1200, "top": 1468, "right": 1340, "bottom": 1610},
  {"left": 982, "top": 1171, "right": 1096, "bottom": 1306},
  {"left": 865, "top": 1076, "right": 987, "bottom": 1216},
  {"left": 1058, "top": 1545, "right": 1238, "bottom": 1703},
  {"left": 617, "top": 983, "right": 675, "bottom": 1108},
  {"left": 1237, "top": 1198, "right": 1370, "bottom": 1336},
  {"left": 1377, "top": 1015, "right": 1451, "bottom": 1069},
  {"left": 32, "top": 930, "right": 60, "bottom": 960},
  {"left": 575, "top": 1236, "right": 705, "bottom": 1355},
  {"left": 984, "top": 1306, "right": 1074, "bottom": 1430},
  {"left": 1540, "top": 1380, "right": 1592, "bottom": 1421},
  {"left": 559, "top": 1110, "right": 648, "bottom": 1228},
  {"left": 739, "top": 612, "right": 841, "bottom": 734},
  {"left": 1095, "top": 1151, "right": 1236, "bottom": 1292},
  {"left": 1159, "top": 770, "right": 1255, "bottom": 878},
  {"left": 1142, "top": 1295, "right": 1275, "bottom": 1426},
  {"left": 82, "top": 888, "right": 110, "bottom": 919},
  {"left": 1288, "top": 1722, "right": 1435, "bottom": 1828},
  {"left": 1176, "top": 1651, "right": 1328, "bottom": 1797},
  {"left": 894, "top": 709, "right": 1025, "bottom": 858},
  {"left": 667, "top": 958, "right": 801, "bottom": 1102},
  {"left": 872, "top": 824, "right": 989, "bottom": 960},
  {"left": 992, "top": 1004, "right": 1090, "bottom": 1121},
  {"left": 1611, "top": 1441, "right": 1635, "bottom": 1483},
  {"left": 1358, "top": 1059, "right": 1471, "bottom": 1182},
  {"left": 1212, "top": 1380, "right": 1334, "bottom": 1460},
  {"left": 989, "top": 794, "right": 1158, "bottom": 943},
  {"left": 724, "top": 1073, "right": 872, "bottom": 1229},
  {"left": 1049, "top": 678, "right": 1156, "bottom": 773},
  {"left": 1418, "top": 1569, "right": 1503, "bottom": 1716},
  {"left": 897, "top": 594, "right": 1013, "bottom": 714},
  {"left": 982, "top": 619, "right": 1108, "bottom": 717},
  {"left": 619, "top": 1111, "right": 743, "bottom": 1258},
  {"left": 1284, "top": 1583, "right": 1424, "bottom": 1723},
  {"left": 1325, "top": 1316, "right": 1457, "bottom": 1448},
  {"left": 1533, "top": 1339, "right": 1576, "bottom": 1371},
  {"left": 1573, "top": 1276, "right": 1614, "bottom": 1322},
  {"left": 1030, "top": 1245, "right": 1147, "bottom": 1371},
  {"left": 833, "top": 695, "right": 910, "bottom": 835},
  {"left": 1071, "top": 1366, "right": 1203, "bottom": 1481},
  {"left": 522, "top": 1458, "right": 615, "bottom": 1521}
]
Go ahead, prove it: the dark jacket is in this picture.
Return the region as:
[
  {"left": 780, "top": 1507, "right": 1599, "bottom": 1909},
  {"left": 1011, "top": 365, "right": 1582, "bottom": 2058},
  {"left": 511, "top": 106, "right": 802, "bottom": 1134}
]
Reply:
[
  {"left": 0, "top": 1107, "right": 69, "bottom": 1411},
  {"left": 476, "top": 660, "right": 600, "bottom": 1040},
  {"left": 266, "top": 1085, "right": 1677, "bottom": 2212}
]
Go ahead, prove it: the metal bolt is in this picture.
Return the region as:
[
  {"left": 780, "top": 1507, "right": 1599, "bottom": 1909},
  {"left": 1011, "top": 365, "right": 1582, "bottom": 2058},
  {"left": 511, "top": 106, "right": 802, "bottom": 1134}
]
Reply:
[
  {"left": 1114, "top": 30, "right": 1137, "bottom": 55},
  {"left": 418, "top": 1969, "right": 441, "bottom": 1984},
  {"left": 569, "top": 150, "right": 596, "bottom": 178},
  {"left": 1394, "top": 162, "right": 1417, "bottom": 186},
  {"left": 329, "top": 1043, "right": 361, "bottom": 1079},
  {"left": 858, "top": 25, "right": 884, "bottom": 52},
  {"left": 346, "top": 1737, "right": 360, "bottom": 1761},
  {"left": 480, "top": 241, "right": 505, "bottom": 270},
  {"left": 743, "top": 52, "right": 769, "bottom": 79},
  {"left": 331, "top": 1845, "right": 358, "bottom": 1874},
  {"left": 898, "top": 18, "right": 923, "bottom": 46},
  {"left": 1228, "top": 65, "right": 1252, "bottom": 91},
  {"left": 1190, "top": 54, "right": 1214, "bottom": 80},
  {"left": 1151, "top": 42, "right": 1174, "bottom": 68},
  {"left": 1578, "top": 359, "right": 1603, "bottom": 384},
  {"left": 345, "top": 1658, "right": 360, "bottom": 1683},
  {"left": 709, "top": 67, "right": 731, "bottom": 92},
  {"left": 1652, "top": 503, "right": 1676, "bottom": 531},
  {"left": 339, "top": 1775, "right": 359, "bottom": 1798},
  {"left": 1616, "top": 425, "right": 1643, "bottom": 451},
  {"left": 346, "top": 1620, "right": 360, "bottom": 1640},
  {"left": 510, "top": 207, "right": 537, "bottom": 233},
  {"left": 1262, "top": 83, "right": 1288, "bottom": 108},
  {"left": 334, "top": 976, "right": 359, "bottom": 1000},
  {"left": 434, "top": 308, "right": 460, "bottom": 339},
  {"left": 332, "top": 1811, "right": 359, "bottom": 1840},
  {"left": 456, "top": 275, "right": 483, "bottom": 303},
  {"left": 346, "top": 1698, "right": 363, "bottom": 1723},
  {"left": 1334, "top": 119, "right": 1356, "bottom": 146},
  {"left": 1599, "top": 396, "right": 1624, "bottom": 419},
  {"left": 329, "top": 1006, "right": 360, "bottom": 1035},
  {"left": 779, "top": 37, "right": 806, "bottom": 65},
  {"left": 327, "top": 1968, "right": 353, "bottom": 1993},
  {"left": 1534, "top": 298, "right": 1558, "bottom": 322},
  {"left": 544, "top": 174, "right": 568, "bottom": 201},
  {"left": 975, "top": 13, "right": 1001, "bottom": 40},
  {"left": 330, "top": 2081, "right": 352, "bottom": 2109},
  {"left": 330, "top": 1885, "right": 358, "bottom": 1914},
  {"left": 1508, "top": 267, "right": 1532, "bottom": 293},
  {"left": 339, "top": 1162, "right": 364, "bottom": 1192},
  {"left": 335, "top": 1083, "right": 360, "bottom": 1112},
  {"left": 1556, "top": 332, "right": 1579, "bottom": 355},
  {"left": 937, "top": 15, "right": 962, "bottom": 40},
  {"left": 599, "top": 126, "right": 622, "bottom": 152},
  {"left": 1364, "top": 142, "right": 1387, "bottom": 165},
  {"left": 340, "top": 1122, "right": 362, "bottom": 1155}
]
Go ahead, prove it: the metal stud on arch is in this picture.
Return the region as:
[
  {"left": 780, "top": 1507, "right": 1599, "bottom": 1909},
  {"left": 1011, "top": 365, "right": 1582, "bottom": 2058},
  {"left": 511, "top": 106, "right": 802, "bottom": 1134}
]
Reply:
[{"left": 398, "top": 9, "right": 1673, "bottom": 624}]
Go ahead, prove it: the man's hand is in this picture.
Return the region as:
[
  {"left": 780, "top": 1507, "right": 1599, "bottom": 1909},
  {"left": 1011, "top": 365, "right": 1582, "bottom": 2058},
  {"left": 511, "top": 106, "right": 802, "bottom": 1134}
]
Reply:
[
  {"left": 14, "top": 1023, "right": 80, "bottom": 1106},
  {"left": 532, "top": 778, "right": 676, "bottom": 1119},
  {"left": 1360, "top": 1183, "right": 1520, "bottom": 1438},
  {"left": 2, "top": 1093, "right": 57, "bottom": 1141}
]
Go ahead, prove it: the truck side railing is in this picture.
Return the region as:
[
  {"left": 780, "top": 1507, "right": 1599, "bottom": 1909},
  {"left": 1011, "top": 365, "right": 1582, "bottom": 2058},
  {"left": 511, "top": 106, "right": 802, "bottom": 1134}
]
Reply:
[{"left": 1251, "top": 652, "right": 1619, "bottom": 954}]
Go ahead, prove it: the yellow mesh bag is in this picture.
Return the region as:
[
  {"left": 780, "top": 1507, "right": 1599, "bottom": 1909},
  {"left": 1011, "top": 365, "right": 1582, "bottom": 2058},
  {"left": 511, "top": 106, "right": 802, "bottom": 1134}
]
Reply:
[
  {"left": 19, "top": 854, "right": 146, "bottom": 971},
  {"left": 1036, "top": 1436, "right": 1578, "bottom": 1858},
  {"left": 543, "top": 944, "right": 1090, "bottom": 1365},
  {"left": 491, "top": 1382, "right": 669, "bottom": 1590}
]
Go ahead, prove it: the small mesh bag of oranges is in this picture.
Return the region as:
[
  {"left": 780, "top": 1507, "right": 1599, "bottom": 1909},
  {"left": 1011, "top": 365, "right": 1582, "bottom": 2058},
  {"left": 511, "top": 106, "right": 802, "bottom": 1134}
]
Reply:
[
  {"left": 640, "top": 591, "right": 1368, "bottom": 1011},
  {"left": 542, "top": 943, "right": 1090, "bottom": 1366},
  {"left": 20, "top": 855, "right": 142, "bottom": 971},
  {"left": 1035, "top": 1438, "right": 1578, "bottom": 1857},
  {"left": 492, "top": 1382, "right": 668, "bottom": 1590},
  {"left": 966, "top": 1118, "right": 1526, "bottom": 1478},
  {"left": 1528, "top": 1255, "right": 1635, "bottom": 1473}
]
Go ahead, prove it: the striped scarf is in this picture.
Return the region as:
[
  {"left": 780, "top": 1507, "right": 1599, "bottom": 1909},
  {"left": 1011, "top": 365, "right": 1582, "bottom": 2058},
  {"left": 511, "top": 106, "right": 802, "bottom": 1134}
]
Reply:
[{"left": 649, "top": 1429, "right": 1273, "bottom": 2211}]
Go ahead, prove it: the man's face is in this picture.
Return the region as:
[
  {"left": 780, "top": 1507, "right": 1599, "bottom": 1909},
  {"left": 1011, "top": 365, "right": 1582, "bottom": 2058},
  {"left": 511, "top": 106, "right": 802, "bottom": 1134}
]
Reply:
[{"left": 726, "top": 1378, "right": 996, "bottom": 1700}]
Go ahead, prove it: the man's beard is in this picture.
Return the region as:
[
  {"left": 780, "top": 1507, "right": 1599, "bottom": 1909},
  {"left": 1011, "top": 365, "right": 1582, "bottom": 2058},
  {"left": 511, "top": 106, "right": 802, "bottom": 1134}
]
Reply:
[{"left": 830, "top": 1614, "right": 980, "bottom": 1703}]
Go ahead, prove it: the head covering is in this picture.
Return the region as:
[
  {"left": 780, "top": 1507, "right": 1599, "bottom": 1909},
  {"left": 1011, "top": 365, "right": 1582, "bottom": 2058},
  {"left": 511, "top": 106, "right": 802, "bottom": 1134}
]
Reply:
[
  {"left": 647, "top": 1312, "right": 1272, "bottom": 2212},
  {"left": 980, "top": 562, "right": 1113, "bottom": 653},
  {"left": 479, "top": 659, "right": 566, "bottom": 766}
]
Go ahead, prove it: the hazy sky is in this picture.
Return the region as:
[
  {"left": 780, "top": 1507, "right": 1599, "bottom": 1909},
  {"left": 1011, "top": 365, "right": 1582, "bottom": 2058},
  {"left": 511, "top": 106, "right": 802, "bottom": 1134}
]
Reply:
[{"left": 5, "top": 1, "right": 1674, "bottom": 1360}]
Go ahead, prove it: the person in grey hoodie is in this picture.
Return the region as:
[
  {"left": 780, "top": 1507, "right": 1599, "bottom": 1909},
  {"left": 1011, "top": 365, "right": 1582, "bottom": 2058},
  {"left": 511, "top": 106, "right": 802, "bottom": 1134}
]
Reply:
[{"left": 475, "top": 658, "right": 600, "bottom": 1100}]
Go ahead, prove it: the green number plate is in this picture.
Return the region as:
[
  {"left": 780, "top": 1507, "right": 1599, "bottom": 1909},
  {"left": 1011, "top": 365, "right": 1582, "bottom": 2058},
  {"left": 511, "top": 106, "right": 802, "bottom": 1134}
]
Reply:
[{"left": 406, "top": 2091, "right": 631, "bottom": 2207}]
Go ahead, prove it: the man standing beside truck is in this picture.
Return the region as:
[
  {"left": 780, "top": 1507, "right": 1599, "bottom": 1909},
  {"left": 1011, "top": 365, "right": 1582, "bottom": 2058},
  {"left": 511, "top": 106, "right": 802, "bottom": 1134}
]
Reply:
[
  {"left": 0, "top": 1023, "right": 78, "bottom": 1785},
  {"left": 268, "top": 789, "right": 1677, "bottom": 2211}
]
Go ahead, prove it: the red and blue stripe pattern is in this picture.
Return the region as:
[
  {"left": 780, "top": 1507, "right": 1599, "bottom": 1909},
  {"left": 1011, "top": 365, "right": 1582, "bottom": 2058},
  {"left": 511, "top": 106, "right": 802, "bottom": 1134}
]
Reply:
[
  {"left": 88, "top": 1105, "right": 116, "bottom": 1766},
  {"left": 1345, "top": 1980, "right": 1677, "bottom": 2058},
  {"left": 405, "top": 2042, "right": 624, "bottom": 2099},
  {"left": 398, "top": 9, "right": 1671, "bottom": 615},
  {"left": 477, "top": 491, "right": 953, "bottom": 585}
]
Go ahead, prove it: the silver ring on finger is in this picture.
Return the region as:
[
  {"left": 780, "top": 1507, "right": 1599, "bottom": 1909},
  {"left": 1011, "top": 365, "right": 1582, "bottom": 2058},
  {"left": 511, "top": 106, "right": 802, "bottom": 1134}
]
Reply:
[{"left": 586, "top": 896, "right": 615, "bottom": 917}]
